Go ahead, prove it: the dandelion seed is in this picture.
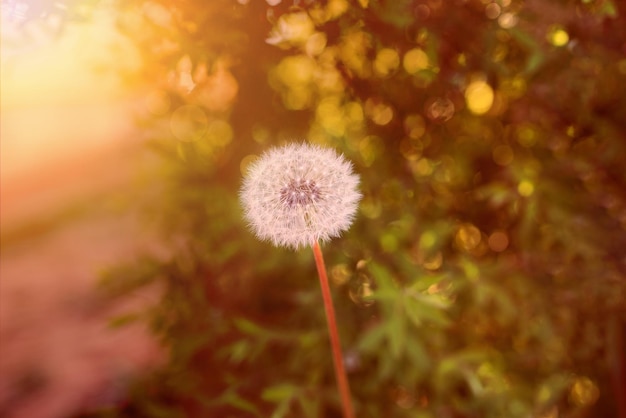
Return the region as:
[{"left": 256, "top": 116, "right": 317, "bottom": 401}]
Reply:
[
  {"left": 240, "top": 142, "right": 361, "bottom": 250},
  {"left": 241, "top": 142, "right": 360, "bottom": 418}
]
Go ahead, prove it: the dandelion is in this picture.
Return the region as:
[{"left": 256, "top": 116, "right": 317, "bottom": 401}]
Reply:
[
  {"left": 240, "top": 142, "right": 361, "bottom": 418},
  {"left": 240, "top": 142, "right": 361, "bottom": 251}
]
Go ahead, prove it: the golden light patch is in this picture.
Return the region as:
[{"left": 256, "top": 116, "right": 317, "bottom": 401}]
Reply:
[{"left": 465, "top": 80, "right": 494, "bottom": 115}]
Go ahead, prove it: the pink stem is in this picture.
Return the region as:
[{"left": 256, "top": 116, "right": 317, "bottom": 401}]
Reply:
[{"left": 312, "top": 241, "right": 355, "bottom": 418}]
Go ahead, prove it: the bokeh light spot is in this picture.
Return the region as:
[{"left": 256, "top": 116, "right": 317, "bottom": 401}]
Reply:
[
  {"left": 365, "top": 100, "right": 393, "bottom": 125},
  {"left": 569, "top": 377, "right": 599, "bottom": 407},
  {"left": 193, "top": 63, "right": 239, "bottom": 112},
  {"left": 425, "top": 97, "right": 455, "bottom": 122},
  {"left": 420, "top": 231, "right": 437, "bottom": 250},
  {"left": 330, "top": 263, "right": 351, "bottom": 286},
  {"left": 537, "top": 384, "right": 554, "bottom": 404},
  {"left": 566, "top": 125, "right": 577, "bottom": 137},
  {"left": 170, "top": 105, "right": 208, "bottom": 142},
  {"left": 547, "top": 25, "right": 570, "bottom": 47},
  {"left": 485, "top": 3, "right": 501, "bottom": 19},
  {"left": 266, "top": 12, "right": 315, "bottom": 46},
  {"left": 317, "top": 97, "right": 346, "bottom": 136},
  {"left": 422, "top": 251, "right": 443, "bottom": 270},
  {"left": 538, "top": 406, "right": 559, "bottom": 418},
  {"left": 456, "top": 223, "right": 482, "bottom": 252},
  {"left": 399, "top": 138, "right": 423, "bottom": 161},
  {"left": 498, "top": 12, "right": 518, "bottom": 28},
  {"left": 349, "top": 274, "right": 375, "bottom": 307},
  {"left": 488, "top": 231, "right": 509, "bottom": 252},
  {"left": 380, "top": 233, "right": 398, "bottom": 252},
  {"left": 345, "top": 101, "right": 364, "bottom": 123},
  {"left": 316, "top": 67, "right": 344, "bottom": 94},
  {"left": 339, "top": 30, "right": 372, "bottom": 78},
  {"left": 359, "top": 136, "right": 383, "bottom": 166},
  {"left": 465, "top": 80, "right": 494, "bottom": 115},
  {"left": 403, "top": 48, "right": 429, "bottom": 74},
  {"left": 393, "top": 386, "right": 416, "bottom": 409},
  {"left": 325, "top": 0, "right": 350, "bottom": 20},
  {"left": 240, "top": 154, "right": 258, "bottom": 175},
  {"left": 491, "top": 43, "right": 508, "bottom": 64},
  {"left": 492, "top": 145, "right": 514, "bottom": 166},
  {"left": 501, "top": 76, "right": 527, "bottom": 99},
  {"left": 305, "top": 32, "right": 327, "bottom": 56},
  {"left": 463, "top": 260, "right": 480, "bottom": 281},
  {"left": 414, "top": 4, "right": 430, "bottom": 20},
  {"left": 206, "top": 119, "right": 233, "bottom": 146},
  {"left": 518, "top": 180, "right": 534, "bottom": 197},
  {"left": 276, "top": 55, "right": 315, "bottom": 87},
  {"left": 516, "top": 124, "right": 537, "bottom": 147},
  {"left": 360, "top": 196, "right": 382, "bottom": 218},
  {"left": 411, "top": 158, "right": 433, "bottom": 177},
  {"left": 405, "top": 114, "right": 426, "bottom": 139},
  {"left": 374, "top": 48, "right": 400, "bottom": 77},
  {"left": 285, "top": 87, "right": 312, "bottom": 110},
  {"left": 252, "top": 125, "right": 271, "bottom": 144}
]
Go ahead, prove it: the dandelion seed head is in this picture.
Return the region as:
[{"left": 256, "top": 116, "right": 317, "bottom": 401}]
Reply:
[{"left": 240, "top": 142, "right": 362, "bottom": 250}]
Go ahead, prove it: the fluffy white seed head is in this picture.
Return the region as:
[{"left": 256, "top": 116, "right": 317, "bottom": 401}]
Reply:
[{"left": 240, "top": 142, "right": 362, "bottom": 250}]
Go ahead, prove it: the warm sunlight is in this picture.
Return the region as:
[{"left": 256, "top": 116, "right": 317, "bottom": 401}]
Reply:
[
  {"left": 1, "top": 3, "right": 143, "bottom": 225},
  {"left": 1, "top": 6, "right": 159, "bottom": 418},
  {"left": 1, "top": 3, "right": 139, "bottom": 106}
]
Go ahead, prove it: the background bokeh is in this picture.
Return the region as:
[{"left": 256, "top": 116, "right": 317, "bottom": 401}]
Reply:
[{"left": 2, "top": 0, "right": 626, "bottom": 417}]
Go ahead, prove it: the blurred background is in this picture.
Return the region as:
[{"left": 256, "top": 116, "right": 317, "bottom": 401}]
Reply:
[
  {"left": 1, "top": 0, "right": 625, "bottom": 417},
  {"left": 1, "top": 2, "right": 160, "bottom": 417}
]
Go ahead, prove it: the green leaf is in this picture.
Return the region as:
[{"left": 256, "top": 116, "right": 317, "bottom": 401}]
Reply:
[
  {"left": 404, "top": 295, "right": 451, "bottom": 328},
  {"left": 228, "top": 340, "right": 250, "bottom": 364},
  {"left": 261, "top": 383, "right": 297, "bottom": 402},
  {"left": 233, "top": 317, "right": 271, "bottom": 337},
  {"left": 370, "top": 0, "right": 415, "bottom": 28},
  {"left": 270, "top": 400, "right": 291, "bottom": 418},
  {"left": 409, "top": 291, "right": 451, "bottom": 309},
  {"left": 510, "top": 28, "right": 545, "bottom": 75},
  {"left": 297, "top": 392, "right": 319, "bottom": 418},
  {"left": 378, "top": 349, "right": 396, "bottom": 379},
  {"left": 438, "top": 349, "right": 490, "bottom": 377},
  {"left": 108, "top": 312, "right": 140, "bottom": 328},
  {"left": 408, "top": 273, "right": 448, "bottom": 292},
  {"left": 599, "top": 0, "right": 617, "bottom": 17},
  {"left": 172, "top": 334, "right": 210, "bottom": 366},
  {"left": 405, "top": 334, "right": 430, "bottom": 377},
  {"left": 405, "top": 302, "right": 450, "bottom": 328},
  {"left": 357, "top": 323, "right": 387, "bottom": 353},
  {"left": 369, "top": 262, "right": 401, "bottom": 304},
  {"left": 368, "top": 262, "right": 396, "bottom": 286},
  {"left": 222, "top": 391, "right": 261, "bottom": 416},
  {"left": 143, "top": 400, "right": 186, "bottom": 418},
  {"left": 388, "top": 306, "right": 407, "bottom": 359}
]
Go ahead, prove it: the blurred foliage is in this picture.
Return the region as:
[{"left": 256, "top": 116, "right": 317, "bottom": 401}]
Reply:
[{"left": 95, "top": 0, "right": 626, "bottom": 417}]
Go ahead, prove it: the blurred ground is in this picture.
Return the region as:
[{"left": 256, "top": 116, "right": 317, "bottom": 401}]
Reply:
[
  {"left": 0, "top": 98, "right": 163, "bottom": 417},
  {"left": 0, "top": 205, "right": 162, "bottom": 418}
]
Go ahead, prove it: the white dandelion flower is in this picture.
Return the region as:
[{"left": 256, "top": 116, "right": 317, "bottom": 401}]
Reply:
[{"left": 240, "top": 142, "right": 361, "bottom": 250}]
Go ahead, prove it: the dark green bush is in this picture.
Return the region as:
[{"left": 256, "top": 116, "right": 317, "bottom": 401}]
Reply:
[{"left": 100, "top": 1, "right": 626, "bottom": 417}]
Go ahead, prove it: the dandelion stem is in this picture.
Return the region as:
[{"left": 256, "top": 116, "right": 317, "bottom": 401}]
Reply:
[{"left": 312, "top": 241, "right": 355, "bottom": 418}]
